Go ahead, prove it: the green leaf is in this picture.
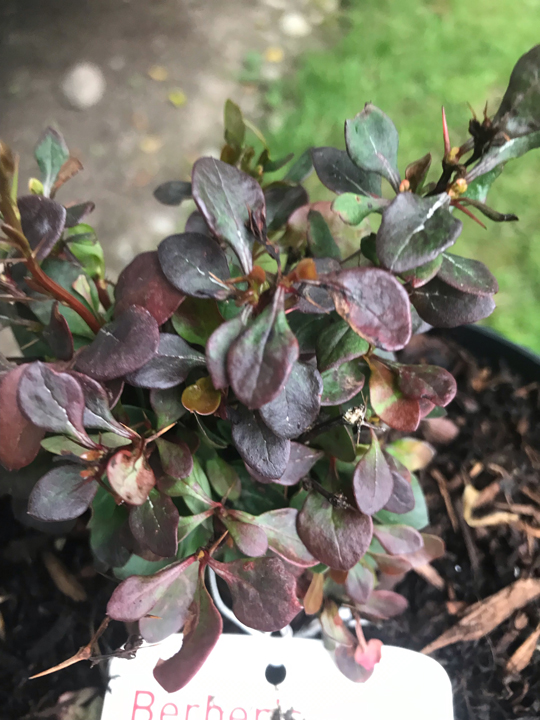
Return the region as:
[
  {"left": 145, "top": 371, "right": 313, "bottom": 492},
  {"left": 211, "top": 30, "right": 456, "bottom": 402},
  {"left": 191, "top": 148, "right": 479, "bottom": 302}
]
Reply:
[
  {"left": 114, "top": 554, "right": 172, "bottom": 581},
  {"left": 284, "top": 147, "right": 314, "bottom": 183},
  {"left": 224, "top": 99, "right": 246, "bottom": 151},
  {"left": 376, "top": 192, "right": 462, "bottom": 273},
  {"left": 375, "top": 474, "right": 429, "bottom": 530},
  {"left": 313, "top": 421, "right": 356, "bottom": 463},
  {"left": 206, "top": 456, "right": 241, "bottom": 501},
  {"left": 312, "top": 146, "right": 382, "bottom": 196},
  {"left": 160, "top": 455, "right": 214, "bottom": 513},
  {"left": 150, "top": 387, "right": 186, "bottom": 429},
  {"left": 233, "top": 462, "right": 288, "bottom": 515},
  {"left": 34, "top": 127, "right": 69, "bottom": 196},
  {"left": 307, "top": 210, "right": 341, "bottom": 259},
  {"left": 400, "top": 255, "right": 443, "bottom": 289},
  {"left": 67, "top": 228, "right": 106, "bottom": 281},
  {"left": 320, "top": 361, "right": 365, "bottom": 406},
  {"left": 462, "top": 166, "right": 503, "bottom": 203},
  {"left": 89, "top": 487, "right": 130, "bottom": 568},
  {"left": 316, "top": 318, "right": 370, "bottom": 372},
  {"left": 172, "top": 297, "right": 223, "bottom": 346},
  {"left": 332, "top": 194, "right": 387, "bottom": 226},
  {"left": 466, "top": 130, "right": 540, "bottom": 182},
  {"left": 345, "top": 104, "right": 400, "bottom": 191}
]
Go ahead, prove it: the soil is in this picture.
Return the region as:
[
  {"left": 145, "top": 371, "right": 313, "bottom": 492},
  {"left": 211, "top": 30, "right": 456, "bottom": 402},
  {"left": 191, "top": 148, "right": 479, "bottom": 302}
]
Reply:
[{"left": 2, "top": 332, "right": 540, "bottom": 719}]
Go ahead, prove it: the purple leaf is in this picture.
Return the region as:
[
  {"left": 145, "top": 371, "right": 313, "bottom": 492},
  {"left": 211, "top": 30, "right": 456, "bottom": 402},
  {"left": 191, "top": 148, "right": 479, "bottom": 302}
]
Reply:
[
  {"left": 357, "top": 589, "right": 408, "bottom": 620},
  {"left": 154, "top": 180, "right": 192, "bottom": 206},
  {"left": 345, "top": 563, "right": 374, "bottom": 605},
  {"left": 114, "top": 251, "right": 184, "bottom": 325},
  {"left": 353, "top": 431, "right": 394, "bottom": 515},
  {"left": 18, "top": 362, "right": 96, "bottom": 447},
  {"left": 411, "top": 276, "right": 496, "bottom": 328},
  {"left": 376, "top": 192, "right": 462, "bottom": 273},
  {"left": 153, "top": 575, "right": 222, "bottom": 692},
  {"left": 129, "top": 489, "right": 179, "bottom": 557},
  {"left": 382, "top": 455, "right": 415, "bottom": 515},
  {"left": 0, "top": 365, "right": 44, "bottom": 471},
  {"left": 248, "top": 443, "right": 322, "bottom": 486},
  {"left": 367, "top": 357, "right": 421, "bottom": 432},
  {"left": 185, "top": 210, "right": 212, "bottom": 235},
  {"left": 206, "top": 314, "right": 248, "bottom": 390},
  {"left": 230, "top": 405, "right": 291, "bottom": 479},
  {"left": 259, "top": 362, "right": 322, "bottom": 439},
  {"left": 107, "top": 449, "right": 156, "bottom": 505},
  {"left": 158, "top": 232, "right": 231, "bottom": 299},
  {"left": 208, "top": 556, "right": 301, "bottom": 631},
  {"left": 373, "top": 524, "right": 424, "bottom": 555},
  {"left": 192, "top": 157, "right": 265, "bottom": 273},
  {"left": 253, "top": 508, "right": 316, "bottom": 567},
  {"left": 399, "top": 255, "right": 443, "bottom": 289},
  {"left": 43, "top": 302, "right": 73, "bottom": 361},
  {"left": 64, "top": 201, "right": 95, "bottom": 228},
  {"left": 493, "top": 45, "right": 540, "bottom": 137},
  {"left": 156, "top": 438, "right": 193, "bottom": 480},
  {"left": 69, "top": 371, "right": 133, "bottom": 438},
  {"left": 219, "top": 509, "right": 269, "bottom": 556},
  {"left": 228, "top": 288, "right": 299, "bottom": 409},
  {"left": 325, "top": 267, "right": 412, "bottom": 351},
  {"left": 369, "top": 552, "right": 412, "bottom": 575},
  {"left": 28, "top": 464, "right": 97, "bottom": 521},
  {"left": 297, "top": 492, "right": 373, "bottom": 571},
  {"left": 125, "top": 333, "right": 205, "bottom": 389},
  {"left": 265, "top": 184, "right": 309, "bottom": 232},
  {"left": 316, "top": 318, "right": 370, "bottom": 372},
  {"left": 394, "top": 362, "right": 457, "bottom": 407},
  {"left": 139, "top": 561, "right": 199, "bottom": 643},
  {"left": 107, "top": 555, "right": 198, "bottom": 622},
  {"left": 18, "top": 195, "right": 66, "bottom": 260},
  {"left": 294, "top": 257, "right": 340, "bottom": 315},
  {"left": 396, "top": 533, "right": 445, "bottom": 568},
  {"left": 75, "top": 306, "right": 160, "bottom": 381},
  {"left": 320, "top": 360, "right": 365, "bottom": 406},
  {"left": 311, "top": 146, "right": 382, "bottom": 196},
  {"left": 437, "top": 253, "right": 499, "bottom": 296}
]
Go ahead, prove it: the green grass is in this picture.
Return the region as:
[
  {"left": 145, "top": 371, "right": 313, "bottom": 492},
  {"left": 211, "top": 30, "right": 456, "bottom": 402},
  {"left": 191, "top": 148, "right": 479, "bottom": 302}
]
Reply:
[{"left": 265, "top": 0, "right": 540, "bottom": 351}]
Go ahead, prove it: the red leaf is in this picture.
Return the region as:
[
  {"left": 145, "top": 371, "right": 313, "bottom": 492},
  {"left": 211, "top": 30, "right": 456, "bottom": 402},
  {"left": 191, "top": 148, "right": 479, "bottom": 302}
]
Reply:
[
  {"left": 107, "top": 555, "right": 198, "bottom": 622},
  {"left": 28, "top": 464, "right": 97, "bottom": 521},
  {"left": 353, "top": 431, "right": 394, "bottom": 515},
  {"left": 153, "top": 574, "right": 223, "bottom": 693},
  {"left": 357, "top": 589, "right": 408, "bottom": 619},
  {"left": 396, "top": 533, "right": 445, "bottom": 568},
  {"left": 394, "top": 362, "right": 457, "bottom": 407},
  {"left": 208, "top": 556, "right": 301, "bottom": 631},
  {"left": 114, "top": 251, "right": 184, "bottom": 325},
  {"left": 219, "top": 509, "right": 269, "bottom": 557},
  {"left": 367, "top": 356, "right": 421, "bottom": 431},
  {"left": 345, "top": 563, "right": 374, "bottom": 605},
  {"left": 297, "top": 491, "right": 373, "bottom": 571},
  {"left": 140, "top": 562, "right": 199, "bottom": 643},
  {"left": 0, "top": 365, "right": 44, "bottom": 470}
]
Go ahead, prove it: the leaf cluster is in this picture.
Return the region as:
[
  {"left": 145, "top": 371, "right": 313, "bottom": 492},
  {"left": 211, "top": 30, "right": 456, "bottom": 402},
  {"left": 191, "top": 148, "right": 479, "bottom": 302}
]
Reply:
[{"left": 1, "top": 47, "right": 539, "bottom": 689}]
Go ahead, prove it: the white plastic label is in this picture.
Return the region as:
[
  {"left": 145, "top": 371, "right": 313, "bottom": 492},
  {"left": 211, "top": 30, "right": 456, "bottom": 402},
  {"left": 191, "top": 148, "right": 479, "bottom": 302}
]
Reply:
[{"left": 101, "top": 634, "right": 453, "bottom": 720}]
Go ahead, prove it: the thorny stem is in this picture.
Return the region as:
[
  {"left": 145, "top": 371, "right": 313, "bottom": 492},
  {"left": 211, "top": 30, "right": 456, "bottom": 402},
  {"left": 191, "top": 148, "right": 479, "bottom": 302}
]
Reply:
[{"left": 1, "top": 223, "right": 103, "bottom": 334}]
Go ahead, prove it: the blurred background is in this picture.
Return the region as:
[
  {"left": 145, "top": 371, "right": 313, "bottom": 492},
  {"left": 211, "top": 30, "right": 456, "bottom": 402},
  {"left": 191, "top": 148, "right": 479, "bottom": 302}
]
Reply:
[{"left": 1, "top": 0, "right": 540, "bottom": 349}]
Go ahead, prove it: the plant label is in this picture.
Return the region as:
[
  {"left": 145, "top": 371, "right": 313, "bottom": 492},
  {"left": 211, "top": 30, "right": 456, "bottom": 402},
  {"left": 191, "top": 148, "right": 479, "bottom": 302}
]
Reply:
[{"left": 101, "top": 634, "right": 453, "bottom": 720}]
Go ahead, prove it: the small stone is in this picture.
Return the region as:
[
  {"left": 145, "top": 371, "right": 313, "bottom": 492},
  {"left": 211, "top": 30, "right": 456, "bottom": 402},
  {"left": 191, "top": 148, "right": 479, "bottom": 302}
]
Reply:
[
  {"left": 280, "top": 12, "right": 311, "bottom": 37},
  {"left": 147, "top": 65, "right": 168, "bottom": 82},
  {"left": 61, "top": 62, "right": 106, "bottom": 110}
]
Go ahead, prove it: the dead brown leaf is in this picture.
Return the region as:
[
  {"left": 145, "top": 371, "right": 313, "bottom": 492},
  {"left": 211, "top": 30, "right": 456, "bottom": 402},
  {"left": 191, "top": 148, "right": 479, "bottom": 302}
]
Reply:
[
  {"left": 469, "top": 461, "right": 484, "bottom": 478},
  {"left": 431, "top": 468, "right": 459, "bottom": 531},
  {"left": 505, "top": 624, "right": 540, "bottom": 675},
  {"left": 42, "top": 551, "right": 87, "bottom": 602},
  {"left": 463, "top": 485, "right": 519, "bottom": 528},
  {"left": 50, "top": 157, "right": 83, "bottom": 198},
  {"left": 304, "top": 572, "right": 324, "bottom": 615},
  {"left": 421, "top": 578, "right": 540, "bottom": 655},
  {"left": 414, "top": 563, "right": 445, "bottom": 590}
]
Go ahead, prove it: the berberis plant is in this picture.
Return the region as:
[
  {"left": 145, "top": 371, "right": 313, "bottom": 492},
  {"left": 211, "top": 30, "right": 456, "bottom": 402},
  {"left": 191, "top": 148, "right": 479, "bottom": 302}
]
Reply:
[{"left": 1, "top": 46, "right": 539, "bottom": 689}]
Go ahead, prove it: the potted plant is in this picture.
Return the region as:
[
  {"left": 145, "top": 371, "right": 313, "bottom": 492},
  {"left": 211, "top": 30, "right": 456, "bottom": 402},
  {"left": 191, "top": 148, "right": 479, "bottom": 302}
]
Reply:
[{"left": 1, "top": 44, "right": 539, "bottom": 698}]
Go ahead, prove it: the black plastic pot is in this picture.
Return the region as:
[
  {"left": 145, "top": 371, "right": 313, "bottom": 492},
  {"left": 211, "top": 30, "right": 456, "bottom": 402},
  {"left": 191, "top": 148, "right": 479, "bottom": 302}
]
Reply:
[{"left": 445, "top": 325, "right": 540, "bottom": 382}]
